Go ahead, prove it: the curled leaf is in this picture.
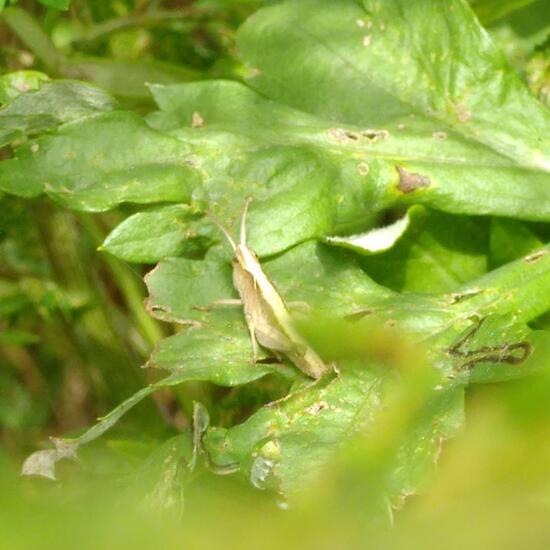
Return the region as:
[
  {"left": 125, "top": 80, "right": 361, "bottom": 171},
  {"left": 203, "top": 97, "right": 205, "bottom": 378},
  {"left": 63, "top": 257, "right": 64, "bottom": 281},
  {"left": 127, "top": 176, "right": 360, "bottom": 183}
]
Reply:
[{"left": 326, "top": 210, "right": 412, "bottom": 254}]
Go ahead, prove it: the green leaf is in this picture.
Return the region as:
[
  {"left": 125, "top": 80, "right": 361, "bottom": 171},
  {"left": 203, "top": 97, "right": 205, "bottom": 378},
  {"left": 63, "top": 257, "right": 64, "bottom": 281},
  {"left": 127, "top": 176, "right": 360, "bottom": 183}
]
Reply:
[
  {"left": 0, "top": 71, "right": 49, "bottom": 104},
  {"left": 146, "top": 237, "right": 550, "bottom": 379},
  {"left": 145, "top": 257, "right": 235, "bottom": 325},
  {"left": 237, "top": 0, "right": 550, "bottom": 171},
  {"left": 149, "top": 79, "right": 550, "bottom": 235},
  {"left": 61, "top": 57, "right": 200, "bottom": 100},
  {"left": 23, "top": 240, "right": 550, "bottom": 488},
  {"left": 20, "top": 307, "right": 292, "bottom": 481},
  {"left": 137, "top": 433, "right": 193, "bottom": 511},
  {"left": 490, "top": 218, "right": 543, "bottom": 267},
  {"left": 486, "top": 0, "right": 550, "bottom": 73},
  {"left": 359, "top": 207, "right": 489, "bottom": 293},
  {"left": 3, "top": 72, "right": 550, "bottom": 264},
  {"left": 101, "top": 205, "right": 216, "bottom": 264},
  {"left": 443, "top": 314, "right": 550, "bottom": 384},
  {"left": 204, "top": 360, "right": 465, "bottom": 499},
  {"left": 11, "top": 0, "right": 550, "bottom": 506},
  {"left": 204, "top": 361, "right": 385, "bottom": 493},
  {"left": 149, "top": 308, "right": 296, "bottom": 388},
  {"left": 470, "top": 0, "right": 539, "bottom": 24},
  {"left": 199, "top": 248, "right": 550, "bottom": 495},
  {"left": 0, "top": 111, "right": 200, "bottom": 207},
  {"left": 326, "top": 209, "right": 413, "bottom": 255},
  {"left": 452, "top": 244, "right": 550, "bottom": 324},
  {"left": 0, "top": 80, "right": 118, "bottom": 147},
  {"left": 22, "top": 385, "right": 158, "bottom": 480},
  {"left": 146, "top": 237, "right": 550, "bottom": 345},
  {"left": 145, "top": 242, "right": 397, "bottom": 324}
]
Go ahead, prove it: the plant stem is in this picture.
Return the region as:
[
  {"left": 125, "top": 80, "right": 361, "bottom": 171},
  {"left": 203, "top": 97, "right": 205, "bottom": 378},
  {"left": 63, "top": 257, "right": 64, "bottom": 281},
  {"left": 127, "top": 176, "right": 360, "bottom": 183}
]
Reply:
[
  {"left": 2, "top": 7, "right": 61, "bottom": 72},
  {"left": 76, "top": 9, "right": 206, "bottom": 44}
]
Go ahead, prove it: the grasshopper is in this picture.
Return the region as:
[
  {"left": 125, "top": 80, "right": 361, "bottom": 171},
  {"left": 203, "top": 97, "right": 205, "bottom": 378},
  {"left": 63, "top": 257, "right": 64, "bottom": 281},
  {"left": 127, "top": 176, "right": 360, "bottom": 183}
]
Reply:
[{"left": 208, "top": 199, "right": 329, "bottom": 380}]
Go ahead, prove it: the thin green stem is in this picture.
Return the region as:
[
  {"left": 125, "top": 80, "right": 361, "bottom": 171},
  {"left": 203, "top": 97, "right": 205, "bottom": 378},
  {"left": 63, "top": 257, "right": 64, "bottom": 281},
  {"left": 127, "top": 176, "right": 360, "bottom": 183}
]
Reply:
[
  {"left": 76, "top": 9, "right": 207, "bottom": 44},
  {"left": 2, "top": 7, "right": 62, "bottom": 72}
]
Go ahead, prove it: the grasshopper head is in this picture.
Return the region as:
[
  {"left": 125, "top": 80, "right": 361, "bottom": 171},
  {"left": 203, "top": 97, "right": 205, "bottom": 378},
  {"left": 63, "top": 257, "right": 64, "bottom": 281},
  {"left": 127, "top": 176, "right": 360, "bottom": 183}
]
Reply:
[{"left": 235, "top": 243, "right": 259, "bottom": 271}]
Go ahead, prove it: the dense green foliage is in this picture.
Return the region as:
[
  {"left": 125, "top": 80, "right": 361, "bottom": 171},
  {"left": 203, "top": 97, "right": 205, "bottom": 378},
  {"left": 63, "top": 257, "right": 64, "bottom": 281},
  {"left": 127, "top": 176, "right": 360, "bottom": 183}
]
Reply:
[{"left": 1, "top": 0, "right": 550, "bottom": 547}]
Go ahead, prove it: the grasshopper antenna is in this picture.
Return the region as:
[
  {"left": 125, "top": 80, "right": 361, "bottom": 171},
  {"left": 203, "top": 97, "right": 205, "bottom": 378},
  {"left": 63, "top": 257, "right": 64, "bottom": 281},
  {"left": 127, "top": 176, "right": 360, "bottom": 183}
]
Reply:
[
  {"left": 241, "top": 197, "right": 253, "bottom": 246},
  {"left": 205, "top": 209, "right": 236, "bottom": 252}
]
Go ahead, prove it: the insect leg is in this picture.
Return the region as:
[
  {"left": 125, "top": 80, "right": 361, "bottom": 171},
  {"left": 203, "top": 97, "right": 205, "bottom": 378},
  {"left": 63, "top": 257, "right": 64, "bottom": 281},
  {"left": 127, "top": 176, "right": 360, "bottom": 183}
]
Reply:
[{"left": 246, "top": 318, "right": 260, "bottom": 364}]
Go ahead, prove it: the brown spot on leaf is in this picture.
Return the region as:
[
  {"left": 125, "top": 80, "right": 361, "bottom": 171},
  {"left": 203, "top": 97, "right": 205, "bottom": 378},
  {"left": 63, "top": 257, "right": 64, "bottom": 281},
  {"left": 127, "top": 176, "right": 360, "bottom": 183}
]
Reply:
[
  {"left": 344, "top": 131, "right": 361, "bottom": 141},
  {"left": 396, "top": 167, "right": 431, "bottom": 193},
  {"left": 361, "top": 129, "right": 389, "bottom": 141},
  {"left": 327, "top": 128, "right": 360, "bottom": 143},
  {"left": 305, "top": 401, "right": 329, "bottom": 416},
  {"left": 192, "top": 112, "right": 204, "bottom": 128},
  {"left": 244, "top": 66, "right": 261, "bottom": 79},
  {"left": 454, "top": 103, "right": 472, "bottom": 123},
  {"left": 328, "top": 128, "right": 388, "bottom": 144},
  {"left": 449, "top": 288, "right": 483, "bottom": 304},
  {"left": 327, "top": 128, "right": 347, "bottom": 142},
  {"left": 357, "top": 162, "right": 370, "bottom": 176},
  {"left": 149, "top": 304, "right": 171, "bottom": 314},
  {"left": 345, "top": 309, "right": 372, "bottom": 322},
  {"left": 524, "top": 249, "right": 548, "bottom": 263}
]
